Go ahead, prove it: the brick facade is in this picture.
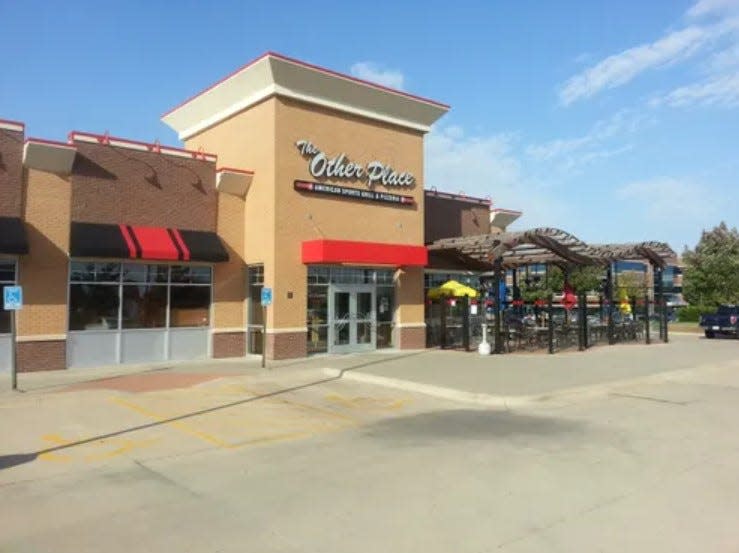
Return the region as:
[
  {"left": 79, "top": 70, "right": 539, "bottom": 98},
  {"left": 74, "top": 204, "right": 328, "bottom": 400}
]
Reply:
[
  {"left": 398, "top": 326, "right": 426, "bottom": 350},
  {"left": 212, "top": 331, "right": 246, "bottom": 358},
  {"left": 17, "top": 340, "right": 66, "bottom": 372},
  {"left": 424, "top": 191, "right": 491, "bottom": 244},
  {"left": 70, "top": 140, "right": 218, "bottom": 231},
  {"left": 267, "top": 331, "right": 308, "bottom": 360},
  {"left": 0, "top": 127, "right": 24, "bottom": 217}
]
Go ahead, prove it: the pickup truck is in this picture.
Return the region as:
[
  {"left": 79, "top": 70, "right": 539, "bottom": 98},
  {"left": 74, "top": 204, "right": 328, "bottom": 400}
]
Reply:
[{"left": 699, "top": 305, "right": 739, "bottom": 338}]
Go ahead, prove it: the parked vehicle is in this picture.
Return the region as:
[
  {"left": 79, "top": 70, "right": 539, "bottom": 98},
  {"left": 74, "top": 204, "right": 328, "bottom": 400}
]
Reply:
[{"left": 699, "top": 305, "right": 739, "bottom": 338}]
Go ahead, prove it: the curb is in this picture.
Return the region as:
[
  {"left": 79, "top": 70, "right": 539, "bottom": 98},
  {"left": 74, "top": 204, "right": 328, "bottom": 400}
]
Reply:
[
  {"left": 324, "top": 360, "right": 739, "bottom": 409},
  {"left": 323, "top": 368, "right": 532, "bottom": 408}
]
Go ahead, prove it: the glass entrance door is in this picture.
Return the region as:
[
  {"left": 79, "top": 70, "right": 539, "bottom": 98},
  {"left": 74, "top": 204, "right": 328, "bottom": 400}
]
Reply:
[{"left": 330, "top": 285, "right": 376, "bottom": 353}]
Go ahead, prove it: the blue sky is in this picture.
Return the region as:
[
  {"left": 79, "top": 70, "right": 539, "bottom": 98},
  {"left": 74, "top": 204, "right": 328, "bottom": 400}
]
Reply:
[{"left": 1, "top": 0, "right": 737, "bottom": 252}]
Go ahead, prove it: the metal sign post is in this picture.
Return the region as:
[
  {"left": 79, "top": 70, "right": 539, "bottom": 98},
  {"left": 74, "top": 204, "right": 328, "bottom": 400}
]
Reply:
[
  {"left": 4, "top": 286, "right": 23, "bottom": 391},
  {"left": 260, "top": 287, "right": 272, "bottom": 369}
]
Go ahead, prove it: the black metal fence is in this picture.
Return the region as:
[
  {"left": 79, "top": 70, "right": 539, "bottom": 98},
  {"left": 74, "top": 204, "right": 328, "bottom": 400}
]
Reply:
[{"left": 425, "top": 289, "right": 670, "bottom": 354}]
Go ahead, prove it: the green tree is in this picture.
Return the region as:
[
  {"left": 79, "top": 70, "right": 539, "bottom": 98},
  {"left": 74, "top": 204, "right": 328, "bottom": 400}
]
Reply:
[
  {"left": 683, "top": 222, "right": 739, "bottom": 307},
  {"left": 518, "top": 265, "right": 604, "bottom": 302},
  {"left": 616, "top": 271, "right": 646, "bottom": 300}
]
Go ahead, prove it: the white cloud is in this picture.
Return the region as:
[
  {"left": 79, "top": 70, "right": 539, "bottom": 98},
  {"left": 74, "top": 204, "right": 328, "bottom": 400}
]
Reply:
[
  {"left": 526, "top": 110, "right": 646, "bottom": 161},
  {"left": 616, "top": 176, "right": 719, "bottom": 220},
  {"left": 559, "top": 26, "right": 714, "bottom": 105},
  {"left": 424, "top": 126, "right": 570, "bottom": 228},
  {"left": 350, "top": 62, "right": 405, "bottom": 90},
  {"left": 651, "top": 71, "right": 739, "bottom": 107},
  {"left": 710, "top": 43, "right": 739, "bottom": 70},
  {"left": 523, "top": 111, "right": 645, "bottom": 179},
  {"left": 687, "top": 0, "right": 739, "bottom": 18},
  {"left": 558, "top": 0, "right": 739, "bottom": 107}
]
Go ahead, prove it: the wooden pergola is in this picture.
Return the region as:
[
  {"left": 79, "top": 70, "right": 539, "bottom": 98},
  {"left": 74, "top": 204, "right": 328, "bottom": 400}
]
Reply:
[
  {"left": 428, "top": 228, "right": 676, "bottom": 269},
  {"left": 427, "top": 228, "right": 678, "bottom": 353}
]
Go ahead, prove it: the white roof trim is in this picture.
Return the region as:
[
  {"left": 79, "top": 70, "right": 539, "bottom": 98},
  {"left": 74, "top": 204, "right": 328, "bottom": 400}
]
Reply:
[
  {"left": 0, "top": 120, "right": 24, "bottom": 132},
  {"left": 23, "top": 140, "right": 77, "bottom": 175},
  {"left": 162, "top": 54, "right": 449, "bottom": 140},
  {"left": 216, "top": 168, "right": 254, "bottom": 197},
  {"left": 70, "top": 132, "right": 218, "bottom": 162}
]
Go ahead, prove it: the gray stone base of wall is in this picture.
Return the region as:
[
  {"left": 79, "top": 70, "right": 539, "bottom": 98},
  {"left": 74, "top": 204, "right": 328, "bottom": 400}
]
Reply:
[
  {"left": 267, "top": 331, "right": 307, "bottom": 360},
  {"left": 17, "top": 340, "right": 66, "bottom": 372},
  {"left": 212, "top": 331, "right": 246, "bottom": 358},
  {"left": 398, "top": 326, "right": 426, "bottom": 349}
]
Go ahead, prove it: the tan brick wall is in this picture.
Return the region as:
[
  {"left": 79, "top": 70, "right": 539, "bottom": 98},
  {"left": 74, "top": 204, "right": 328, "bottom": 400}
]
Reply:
[
  {"left": 17, "top": 340, "right": 66, "bottom": 372},
  {"left": 0, "top": 128, "right": 23, "bottom": 217},
  {"left": 212, "top": 331, "right": 246, "bottom": 358},
  {"left": 396, "top": 266, "right": 425, "bottom": 326},
  {"left": 185, "top": 95, "right": 428, "bottom": 348},
  {"left": 398, "top": 326, "right": 425, "bottom": 349},
  {"left": 267, "top": 331, "right": 307, "bottom": 360},
  {"left": 71, "top": 141, "right": 218, "bottom": 231},
  {"left": 213, "top": 192, "right": 246, "bottom": 329},
  {"left": 18, "top": 169, "right": 71, "bottom": 337},
  {"left": 186, "top": 99, "right": 276, "bottom": 334},
  {"left": 273, "top": 97, "right": 426, "bottom": 330}
]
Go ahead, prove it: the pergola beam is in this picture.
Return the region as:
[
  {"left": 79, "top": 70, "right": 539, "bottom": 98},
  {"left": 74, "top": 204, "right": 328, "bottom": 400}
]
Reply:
[{"left": 428, "top": 228, "right": 676, "bottom": 270}]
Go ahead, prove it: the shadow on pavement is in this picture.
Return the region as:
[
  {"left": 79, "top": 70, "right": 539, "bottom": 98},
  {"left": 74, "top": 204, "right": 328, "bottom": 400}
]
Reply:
[
  {"left": 362, "top": 409, "right": 584, "bottom": 444},
  {"left": 1, "top": 351, "right": 429, "bottom": 471}
]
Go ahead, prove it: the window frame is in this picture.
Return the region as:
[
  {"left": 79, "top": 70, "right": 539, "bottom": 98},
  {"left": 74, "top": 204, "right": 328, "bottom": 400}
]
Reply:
[
  {"left": 67, "top": 261, "right": 213, "bottom": 333},
  {"left": 0, "top": 259, "right": 18, "bottom": 336}
]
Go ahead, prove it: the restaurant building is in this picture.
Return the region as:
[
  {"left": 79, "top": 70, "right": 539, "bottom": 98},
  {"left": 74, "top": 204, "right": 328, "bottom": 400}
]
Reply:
[{"left": 0, "top": 52, "right": 513, "bottom": 372}]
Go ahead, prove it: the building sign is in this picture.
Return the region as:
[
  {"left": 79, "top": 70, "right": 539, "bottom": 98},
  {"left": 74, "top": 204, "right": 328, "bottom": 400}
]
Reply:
[
  {"left": 294, "top": 180, "right": 415, "bottom": 206},
  {"left": 296, "top": 140, "right": 415, "bottom": 188}
]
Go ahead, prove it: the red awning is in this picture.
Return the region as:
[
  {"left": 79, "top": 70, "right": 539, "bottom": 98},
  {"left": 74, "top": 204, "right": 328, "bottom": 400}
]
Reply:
[
  {"left": 70, "top": 222, "right": 228, "bottom": 262},
  {"left": 302, "top": 239, "right": 427, "bottom": 267}
]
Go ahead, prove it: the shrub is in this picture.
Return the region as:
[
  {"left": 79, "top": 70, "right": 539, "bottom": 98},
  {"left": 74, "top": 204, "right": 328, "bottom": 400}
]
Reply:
[{"left": 677, "top": 305, "right": 710, "bottom": 323}]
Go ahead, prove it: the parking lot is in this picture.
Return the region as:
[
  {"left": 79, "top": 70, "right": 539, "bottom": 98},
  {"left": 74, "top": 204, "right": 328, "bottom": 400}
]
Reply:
[{"left": 2, "top": 334, "right": 739, "bottom": 552}]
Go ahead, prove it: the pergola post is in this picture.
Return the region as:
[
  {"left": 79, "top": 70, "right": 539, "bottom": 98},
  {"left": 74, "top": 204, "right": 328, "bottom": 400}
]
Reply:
[
  {"left": 644, "top": 292, "right": 651, "bottom": 345},
  {"left": 655, "top": 264, "right": 664, "bottom": 342},
  {"left": 578, "top": 292, "right": 586, "bottom": 351},
  {"left": 512, "top": 268, "right": 520, "bottom": 316},
  {"left": 607, "top": 263, "right": 615, "bottom": 345},
  {"left": 548, "top": 293, "right": 555, "bottom": 354},
  {"left": 493, "top": 259, "right": 504, "bottom": 354},
  {"left": 440, "top": 298, "right": 447, "bottom": 349},
  {"left": 462, "top": 295, "right": 470, "bottom": 352}
]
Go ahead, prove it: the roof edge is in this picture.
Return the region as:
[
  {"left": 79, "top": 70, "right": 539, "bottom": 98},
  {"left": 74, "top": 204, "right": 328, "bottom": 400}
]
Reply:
[{"left": 162, "top": 51, "right": 450, "bottom": 120}]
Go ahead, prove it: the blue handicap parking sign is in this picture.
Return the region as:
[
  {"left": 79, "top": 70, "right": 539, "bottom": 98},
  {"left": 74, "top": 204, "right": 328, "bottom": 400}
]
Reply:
[
  {"left": 261, "top": 287, "right": 273, "bottom": 307},
  {"left": 3, "top": 286, "right": 23, "bottom": 311}
]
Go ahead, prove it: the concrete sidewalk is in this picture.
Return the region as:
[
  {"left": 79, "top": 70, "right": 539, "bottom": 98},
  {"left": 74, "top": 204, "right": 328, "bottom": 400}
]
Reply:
[
  {"left": 326, "top": 334, "right": 739, "bottom": 404},
  {"left": 2, "top": 334, "right": 734, "bottom": 403}
]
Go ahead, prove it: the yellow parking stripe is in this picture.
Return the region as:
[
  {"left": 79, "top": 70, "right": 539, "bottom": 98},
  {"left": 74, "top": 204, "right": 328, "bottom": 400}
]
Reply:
[{"left": 109, "top": 396, "right": 236, "bottom": 450}]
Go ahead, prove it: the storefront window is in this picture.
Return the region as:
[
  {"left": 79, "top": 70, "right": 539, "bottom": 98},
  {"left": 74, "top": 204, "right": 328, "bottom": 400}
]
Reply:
[
  {"left": 0, "top": 262, "right": 16, "bottom": 334},
  {"left": 170, "top": 286, "right": 210, "bottom": 327},
  {"left": 376, "top": 285, "right": 394, "bottom": 349},
  {"left": 247, "top": 265, "right": 264, "bottom": 354},
  {"left": 68, "top": 262, "right": 212, "bottom": 332},
  {"left": 69, "top": 284, "right": 120, "bottom": 330},
  {"left": 121, "top": 285, "right": 167, "bottom": 329},
  {"left": 122, "top": 263, "right": 168, "bottom": 284}
]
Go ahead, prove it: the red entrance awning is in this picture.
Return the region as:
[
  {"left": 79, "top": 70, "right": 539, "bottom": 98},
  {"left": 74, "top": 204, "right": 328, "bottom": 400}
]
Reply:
[{"left": 302, "top": 239, "right": 427, "bottom": 267}]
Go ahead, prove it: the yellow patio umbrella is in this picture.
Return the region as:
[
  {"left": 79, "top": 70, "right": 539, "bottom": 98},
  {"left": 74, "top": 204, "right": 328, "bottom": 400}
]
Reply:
[{"left": 427, "top": 280, "right": 479, "bottom": 300}]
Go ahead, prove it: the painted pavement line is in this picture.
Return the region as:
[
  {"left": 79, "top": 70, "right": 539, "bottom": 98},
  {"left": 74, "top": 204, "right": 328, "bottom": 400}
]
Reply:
[
  {"left": 108, "top": 391, "right": 359, "bottom": 451},
  {"left": 324, "top": 360, "right": 739, "bottom": 408},
  {"left": 109, "top": 396, "right": 236, "bottom": 449}
]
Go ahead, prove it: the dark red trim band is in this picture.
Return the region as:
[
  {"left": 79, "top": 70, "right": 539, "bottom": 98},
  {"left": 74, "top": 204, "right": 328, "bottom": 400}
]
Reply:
[
  {"left": 119, "top": 224, "right": 137, "bottom": 258},
  {"left": 171, "top": 229, "right": 190, "bottom": 261}
]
